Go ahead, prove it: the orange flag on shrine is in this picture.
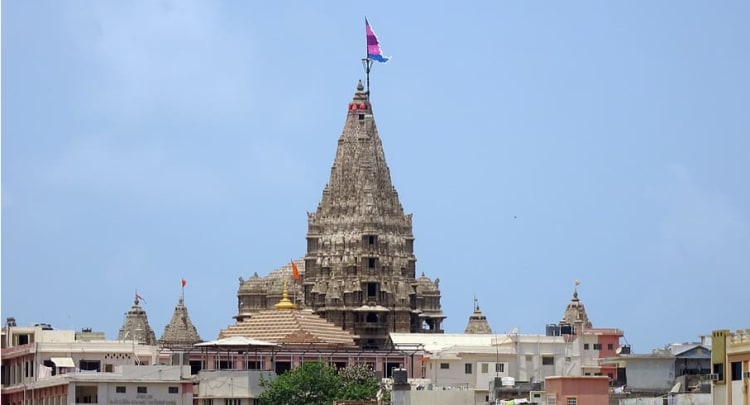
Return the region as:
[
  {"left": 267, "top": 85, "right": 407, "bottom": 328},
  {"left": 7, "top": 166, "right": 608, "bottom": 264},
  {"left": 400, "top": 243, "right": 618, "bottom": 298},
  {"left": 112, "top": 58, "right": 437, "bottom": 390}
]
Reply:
[{"left": 290, "top": 260, "right": 300, "bottom": 281}]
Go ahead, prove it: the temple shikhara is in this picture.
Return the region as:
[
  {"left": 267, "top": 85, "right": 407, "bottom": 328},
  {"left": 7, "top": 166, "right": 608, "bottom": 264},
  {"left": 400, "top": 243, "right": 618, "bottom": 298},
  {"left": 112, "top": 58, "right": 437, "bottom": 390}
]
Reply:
[{"left": 230, "top": 81, "right": 445, "bottom": 349}]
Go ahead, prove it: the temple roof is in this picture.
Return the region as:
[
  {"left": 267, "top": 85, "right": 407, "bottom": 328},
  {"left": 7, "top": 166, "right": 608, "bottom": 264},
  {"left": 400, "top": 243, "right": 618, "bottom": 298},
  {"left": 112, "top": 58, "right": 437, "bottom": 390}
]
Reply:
[
  {"left": 561, "top": 283, "right": 592, "bottom": 328},
  {"left": 158, "top": 296, "right": 202, "bottom": 347},
  {"left": 219, "top": 309, "right": 358, "bottom": 349},
  {"left": 464, "top": 297, "right": 493, "bottom": 334},
  {"left": 117, "top": 296, "right": 157, "bottom": 345},
  {"left": 309, "top": 81, "right": 411, "bottom": 232}
]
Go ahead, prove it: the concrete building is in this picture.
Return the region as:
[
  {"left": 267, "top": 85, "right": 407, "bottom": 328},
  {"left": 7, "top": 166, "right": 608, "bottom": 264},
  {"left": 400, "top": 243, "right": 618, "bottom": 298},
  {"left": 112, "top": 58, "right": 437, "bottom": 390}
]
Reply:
[
  {"left": 544, "top": 376, "right": 609, "bottom": 405},
  {"left": 388, "top": 287, "right": 623, "bottom": 404},
  {"left": 232, "top": 81, "right": 445, "bottom": 350},
  {"left": 604, "top": 342, "right": 711, "bottom": 393},
  {"left": 1, "top": 320, "right": 190, "bottom": 405},
  {"left": 712, "top": 328, "right": 750, "bottom": 405}
]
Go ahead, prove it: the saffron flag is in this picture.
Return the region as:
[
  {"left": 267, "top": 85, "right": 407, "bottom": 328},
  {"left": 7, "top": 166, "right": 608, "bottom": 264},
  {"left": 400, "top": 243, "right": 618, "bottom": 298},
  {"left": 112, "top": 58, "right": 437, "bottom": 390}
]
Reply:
[
  {"left": 365, "top": 18, "right": 390, "bottom": 63},
  {"left": 182, "top": 278, "right": 187, "bottom": 287},
  {"left": 291, "top": 260, "right": 301, "bottom": 281}
]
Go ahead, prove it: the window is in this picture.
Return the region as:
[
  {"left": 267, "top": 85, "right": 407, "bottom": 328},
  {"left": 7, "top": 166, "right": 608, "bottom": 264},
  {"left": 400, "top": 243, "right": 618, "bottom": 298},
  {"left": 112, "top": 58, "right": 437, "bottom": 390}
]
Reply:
[
  {"left": 583, "top": 343, "right": 590, "bottom": 350},
  {"left": 225, "top": 400, "right": 240, "bottom": 405},
  {"left": 168, "top": 387, "right": 179, "bottom": 394},
  {"left": 137, "top": 387, "right": 147, "bottom": 394},
  {"left": 79, "top": 360, "right": 101, "bottom": 372},
  {"left": 204, "top": 400, "right": 213, "bottom": 405},
  {"left": 368, "top": 258, "right": 376, "bottom": 269},
  {"left": 440, "top": 363, "right": 449, "bottom": 370},
  {"left": 481, "top": 363, "right": 488, "bottom": 374},
  {"left": 566, "top": 397, "right": 577, "bottom": 405},
  {"left": 104, "top": 364, "right": 114, "bottom": 372},
  {"left": 115, "top": 387, "right": 126, "bottom": 394},
  {"left": 593, "top": 343, "right": 602, "bottom": 350},
  {"left": 464, "top": 363, "right": 472, "bottom": 374},
  {"left": 547, "top": 396, "right": 556, "bottom": 405},
  {"left": 731, "top": 362, "right": 742, "bottom": 381},
  {"left": 542, "top": 356, "right": 554, "bottom": 366},
  {"left": 713, "top": 363, "right": 725, "bottom": 381},
  {"left": 496, "top": 363, "right": 505, "bottom": 373},
  {"left": 607, "top": 343, "right": 614, "bottom": 350}
]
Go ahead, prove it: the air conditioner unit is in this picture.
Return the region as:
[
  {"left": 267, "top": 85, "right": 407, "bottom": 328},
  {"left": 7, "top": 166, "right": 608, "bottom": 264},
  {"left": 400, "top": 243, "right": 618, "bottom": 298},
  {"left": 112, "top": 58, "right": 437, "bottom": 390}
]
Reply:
[
  {"left": 709, "top": 374, "right": 720, "bottom": 381},
  {"left": 743, "top": 371, "right": 750, "bottom": 379}
]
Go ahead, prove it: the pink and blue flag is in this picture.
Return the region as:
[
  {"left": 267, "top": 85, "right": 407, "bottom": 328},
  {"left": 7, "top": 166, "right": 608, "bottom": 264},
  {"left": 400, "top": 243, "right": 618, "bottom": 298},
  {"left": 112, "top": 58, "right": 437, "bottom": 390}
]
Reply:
[{"left": 366, "top": 18, "right": 390, "bottom": 63}]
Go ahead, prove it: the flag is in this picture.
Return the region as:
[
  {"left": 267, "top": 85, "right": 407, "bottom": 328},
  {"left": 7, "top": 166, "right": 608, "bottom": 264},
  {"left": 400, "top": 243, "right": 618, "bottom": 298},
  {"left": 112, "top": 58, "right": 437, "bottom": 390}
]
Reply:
[
  {"left": 290, "top": 260, "right": 300, "bottom": 281},
  {"left": 365, "top": 18, "right": 390, "bottom": 63},
  {"left": 182, "top": 278, "right": 187, "bottom": 287},
  {"left": 135, "top": 291, "right": 146, "bottom": 303}
]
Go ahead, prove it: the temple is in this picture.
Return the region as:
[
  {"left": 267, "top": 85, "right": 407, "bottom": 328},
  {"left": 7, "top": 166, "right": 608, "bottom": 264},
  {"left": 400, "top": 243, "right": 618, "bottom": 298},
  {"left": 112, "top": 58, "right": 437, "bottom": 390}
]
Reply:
[
  {"left": 117, "top": 296, "right": 157, "bottom": 345},
  {"left": 233, "top": 82, "right": 445, "bottom": 349},
  {"left": 158, "top": 296, "right": 202, "bottom": 348}
]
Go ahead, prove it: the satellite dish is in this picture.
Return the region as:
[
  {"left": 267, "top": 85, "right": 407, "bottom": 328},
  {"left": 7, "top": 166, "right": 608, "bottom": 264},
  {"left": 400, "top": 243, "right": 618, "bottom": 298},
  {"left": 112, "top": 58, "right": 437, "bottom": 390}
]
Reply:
[{"left": 616, "top": 347, "right": 623, "bottom": 355}]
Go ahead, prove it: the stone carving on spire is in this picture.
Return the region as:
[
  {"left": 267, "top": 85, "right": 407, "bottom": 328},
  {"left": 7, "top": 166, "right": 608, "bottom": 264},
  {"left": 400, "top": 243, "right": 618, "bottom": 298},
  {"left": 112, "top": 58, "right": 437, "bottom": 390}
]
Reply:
[{"left": 232, "top": 82, "right": 445, "bottom": 349}]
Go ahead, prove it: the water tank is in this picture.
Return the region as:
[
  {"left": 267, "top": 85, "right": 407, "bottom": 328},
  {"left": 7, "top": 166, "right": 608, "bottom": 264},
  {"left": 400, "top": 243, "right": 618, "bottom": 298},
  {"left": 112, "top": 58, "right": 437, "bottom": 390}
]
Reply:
[
  {"left": 546, "top": 324, "right": 560, "bottom": 336},
  {"left": 560, "top": 323, "right": 573, "bottom": 335},
  {"left": 501, "top": 376, "right": 515, "bottom": 387},
  {"left": 393, "top": 369, "right": 407, "bottom": 385},
  {"left": 617, "top": 345, "right": 631, "bottom": 354}
]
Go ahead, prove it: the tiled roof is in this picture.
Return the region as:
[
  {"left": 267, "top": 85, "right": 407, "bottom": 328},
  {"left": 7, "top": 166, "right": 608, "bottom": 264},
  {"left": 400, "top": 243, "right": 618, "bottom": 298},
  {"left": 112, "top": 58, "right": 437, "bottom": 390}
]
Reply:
[{"left": 219, "top": 309, "right": 358, "bottom": 349}]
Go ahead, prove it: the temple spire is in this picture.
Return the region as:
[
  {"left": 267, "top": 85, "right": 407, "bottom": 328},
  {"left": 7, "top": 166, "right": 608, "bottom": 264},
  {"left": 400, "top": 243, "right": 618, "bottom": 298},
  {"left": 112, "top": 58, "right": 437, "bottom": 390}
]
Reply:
[{"left": 274, "top": 279, "right": 296, "bottom": 310}]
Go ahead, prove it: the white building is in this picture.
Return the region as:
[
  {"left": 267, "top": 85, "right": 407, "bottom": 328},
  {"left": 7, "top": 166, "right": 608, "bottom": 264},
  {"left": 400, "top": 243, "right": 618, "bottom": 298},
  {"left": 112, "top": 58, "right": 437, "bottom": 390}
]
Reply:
[{"left": 1, "top": 322, "right": 192, "bottom": 405}]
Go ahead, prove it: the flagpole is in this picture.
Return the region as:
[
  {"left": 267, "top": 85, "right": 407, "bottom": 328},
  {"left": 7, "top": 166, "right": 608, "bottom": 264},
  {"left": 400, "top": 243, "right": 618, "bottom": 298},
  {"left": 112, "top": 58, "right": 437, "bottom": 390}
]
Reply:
[{"left": 362, "top": 57, "right": 373, "bottom": 98}]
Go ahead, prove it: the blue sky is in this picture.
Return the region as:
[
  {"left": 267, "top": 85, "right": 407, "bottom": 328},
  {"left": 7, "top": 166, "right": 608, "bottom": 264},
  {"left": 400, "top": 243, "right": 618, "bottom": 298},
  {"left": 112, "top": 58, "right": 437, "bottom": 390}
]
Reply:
[{"left": 2, "top": 1, "right": 749, "bottom": 352}]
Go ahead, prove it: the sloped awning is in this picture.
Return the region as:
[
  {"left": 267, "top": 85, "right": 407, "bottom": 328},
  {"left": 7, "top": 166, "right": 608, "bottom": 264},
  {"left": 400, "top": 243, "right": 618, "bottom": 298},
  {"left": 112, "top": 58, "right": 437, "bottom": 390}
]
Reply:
[
  {"left": 194, "top": 336, "right": 278, "bottom": 348},
  {"left": 50, "top": 357, "right": 76, "bottom": 368}
]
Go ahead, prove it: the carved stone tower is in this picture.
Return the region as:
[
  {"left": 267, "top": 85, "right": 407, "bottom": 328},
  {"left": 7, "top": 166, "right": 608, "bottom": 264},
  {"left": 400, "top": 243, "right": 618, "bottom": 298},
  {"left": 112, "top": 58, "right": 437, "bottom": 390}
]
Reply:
[
  {"left": 302, "top": 81, "right": 445, "bottom": 349},
  {"left": 158, "top": 296, "right": 202, "bottom": 348},
  {"left": 561, "top": 282, "right": 592, "bottom": 330},
  {"left": 117, "top": 296, "right": 157, "bottom": 345},
  {"left": 464, "top": 297, "right": 493, "bottom": 334}
]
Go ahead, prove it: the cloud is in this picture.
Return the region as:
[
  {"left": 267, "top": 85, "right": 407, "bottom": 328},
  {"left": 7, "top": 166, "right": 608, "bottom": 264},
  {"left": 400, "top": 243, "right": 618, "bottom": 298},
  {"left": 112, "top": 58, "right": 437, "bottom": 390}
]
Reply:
[
  {"left": 48, "top": 137, "right": 225, "bottom": 205},
  {"left": 63, "top": 1, "right": 255, "bottom": 120}
]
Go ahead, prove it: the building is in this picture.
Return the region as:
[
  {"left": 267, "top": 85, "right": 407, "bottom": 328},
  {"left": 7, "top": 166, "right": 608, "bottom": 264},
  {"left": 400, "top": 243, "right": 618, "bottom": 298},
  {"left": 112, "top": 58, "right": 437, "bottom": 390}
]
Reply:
[
  {"left": 544, "top": 376, "right": 609, "bottom": 405},
  {"left": 604, "top": 342, "right": 711, "bottom": 394},
  {"left": 117, "top": 296, "right": 157, "bottom": 345},
  {"left": 388, "top": 287, "right": 624, "bottom": 404},
  {"left": 712, "top": 328, "right": 750, "bottom": 405},
  {"left": 0, "top": 320, "right": 193, "bottom": 405},
  {"left": 232, "top": 81, "right": 445, "bottom": 350},
  {"left": 465, "top": 298, "right": 493, "bottom": 335},
  {"left": 158, "top": 295, "right": 202, "bottom": 349}
]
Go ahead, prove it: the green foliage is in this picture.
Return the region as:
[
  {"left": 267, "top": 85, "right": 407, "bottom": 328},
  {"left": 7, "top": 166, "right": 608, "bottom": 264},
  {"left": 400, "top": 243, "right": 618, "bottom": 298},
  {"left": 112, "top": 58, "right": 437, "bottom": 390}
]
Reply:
[
  {"left": 259, "top": 361, "right": 381, "bottom": 405},
  {"left": 338, "top": 363, "right": 380, "bottom": 401}
]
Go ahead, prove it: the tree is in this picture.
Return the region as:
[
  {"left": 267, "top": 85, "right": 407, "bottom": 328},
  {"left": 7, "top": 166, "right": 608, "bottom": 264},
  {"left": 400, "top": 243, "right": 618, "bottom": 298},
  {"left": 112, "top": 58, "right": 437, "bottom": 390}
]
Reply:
[
  {"left": 259, "top": 361, "right": 381, "bottom": 405},
  {"left": 338, "top": 362, "right": 380, "bottom": 401}
]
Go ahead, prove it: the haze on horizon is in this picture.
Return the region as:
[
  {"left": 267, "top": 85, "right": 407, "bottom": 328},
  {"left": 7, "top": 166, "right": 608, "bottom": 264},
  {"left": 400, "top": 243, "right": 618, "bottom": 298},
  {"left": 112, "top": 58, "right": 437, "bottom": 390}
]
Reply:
[{"left": 2, "top": 1, "right": 749, "bottom": 352}]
